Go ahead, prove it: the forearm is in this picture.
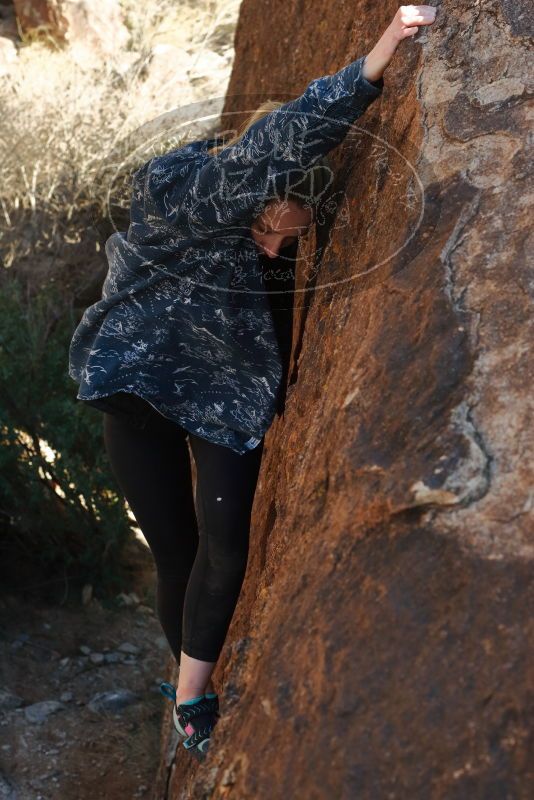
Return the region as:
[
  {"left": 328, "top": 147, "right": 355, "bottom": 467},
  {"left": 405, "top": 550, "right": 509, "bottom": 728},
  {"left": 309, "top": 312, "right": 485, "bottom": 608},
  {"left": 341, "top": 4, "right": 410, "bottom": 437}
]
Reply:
[
  {"left": 362, "top": 5, "right": 438, "bottom": 82},
  {"left": 362, "top": 30, "right": 398, "bottom": 83}
]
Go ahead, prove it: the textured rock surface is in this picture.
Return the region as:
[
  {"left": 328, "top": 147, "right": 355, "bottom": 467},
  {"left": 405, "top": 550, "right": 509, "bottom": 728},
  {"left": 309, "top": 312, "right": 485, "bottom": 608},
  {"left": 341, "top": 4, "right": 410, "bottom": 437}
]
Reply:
[{"left": 155, "top": 1, "right": 533, "bottom": 797}]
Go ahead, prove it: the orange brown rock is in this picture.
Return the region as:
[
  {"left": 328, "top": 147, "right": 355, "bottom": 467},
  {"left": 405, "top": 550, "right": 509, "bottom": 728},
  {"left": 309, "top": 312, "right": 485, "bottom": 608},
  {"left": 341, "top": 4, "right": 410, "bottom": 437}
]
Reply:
[{"left": 155, "top": 1, "right": 533, "bottom": 796}]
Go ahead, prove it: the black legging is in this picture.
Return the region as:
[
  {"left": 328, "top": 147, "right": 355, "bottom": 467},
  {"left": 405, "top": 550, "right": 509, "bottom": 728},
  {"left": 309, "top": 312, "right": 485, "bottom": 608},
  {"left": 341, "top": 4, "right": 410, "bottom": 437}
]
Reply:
[{"left": 102, "top": 397, "right": 264, "bottom": 663}]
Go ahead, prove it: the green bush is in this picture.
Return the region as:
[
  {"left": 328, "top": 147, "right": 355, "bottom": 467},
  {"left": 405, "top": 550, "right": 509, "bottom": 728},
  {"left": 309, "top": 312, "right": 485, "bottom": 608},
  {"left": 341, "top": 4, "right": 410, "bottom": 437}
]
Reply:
[{"left": 0, "top": 275, "right": 133, "bottom": 598}]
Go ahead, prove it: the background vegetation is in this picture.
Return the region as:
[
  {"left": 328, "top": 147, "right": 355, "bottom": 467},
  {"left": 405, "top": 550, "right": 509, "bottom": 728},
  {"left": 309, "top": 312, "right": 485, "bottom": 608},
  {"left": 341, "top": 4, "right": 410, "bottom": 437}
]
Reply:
[{"left": 0, "top": 0, "right": 239, "bottom": 600}]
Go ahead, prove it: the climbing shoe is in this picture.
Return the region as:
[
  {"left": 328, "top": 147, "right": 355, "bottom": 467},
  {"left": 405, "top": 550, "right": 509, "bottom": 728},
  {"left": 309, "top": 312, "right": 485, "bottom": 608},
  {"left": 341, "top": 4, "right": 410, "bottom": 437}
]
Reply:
[{"left": 160, "top": 682, "right": 220, "bottom": 758}]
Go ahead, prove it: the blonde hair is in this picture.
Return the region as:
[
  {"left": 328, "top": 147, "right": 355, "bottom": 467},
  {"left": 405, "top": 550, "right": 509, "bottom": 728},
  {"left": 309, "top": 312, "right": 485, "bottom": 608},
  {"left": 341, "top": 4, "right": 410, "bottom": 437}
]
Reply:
[
  {"left": 207, "top": 100, "right": 333, "bottom": 218},
  {"left": 207, "top": 100, "right": 285, "bottom": 156}
]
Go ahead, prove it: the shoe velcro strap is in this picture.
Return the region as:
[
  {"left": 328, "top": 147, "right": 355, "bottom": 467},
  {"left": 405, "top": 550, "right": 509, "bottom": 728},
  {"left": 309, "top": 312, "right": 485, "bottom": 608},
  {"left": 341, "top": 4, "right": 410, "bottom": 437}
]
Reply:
[
  {"left": 178, "top": 699, "right": 213, "bottom": 721},
  {"left": 184, "top": 725, "right": 213, "bottom": 749}
]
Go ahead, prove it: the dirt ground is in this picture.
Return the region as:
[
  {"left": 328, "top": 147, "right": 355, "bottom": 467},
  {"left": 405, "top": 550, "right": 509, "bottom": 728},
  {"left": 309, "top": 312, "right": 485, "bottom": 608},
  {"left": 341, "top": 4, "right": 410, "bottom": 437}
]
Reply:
[{"left": 0, "top": 591, "right": 173, "bottom": 800}]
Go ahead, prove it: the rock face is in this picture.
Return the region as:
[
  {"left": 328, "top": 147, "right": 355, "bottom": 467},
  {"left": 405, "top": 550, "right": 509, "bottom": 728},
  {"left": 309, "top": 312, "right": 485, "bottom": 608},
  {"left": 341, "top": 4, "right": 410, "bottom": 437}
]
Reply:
[{"left": 156, "top": 1, "right": 533, "bottom": 797}]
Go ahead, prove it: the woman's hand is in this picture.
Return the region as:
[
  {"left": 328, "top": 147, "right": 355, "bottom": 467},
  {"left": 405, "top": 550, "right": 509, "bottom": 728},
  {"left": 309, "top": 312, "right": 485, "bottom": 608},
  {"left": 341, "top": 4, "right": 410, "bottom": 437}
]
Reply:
[
  {"left": 362, "top": 5, "right": 438, "bottom": 83},
  {"left": 388, "top": 4, "right": 438, "bottom": 42}
]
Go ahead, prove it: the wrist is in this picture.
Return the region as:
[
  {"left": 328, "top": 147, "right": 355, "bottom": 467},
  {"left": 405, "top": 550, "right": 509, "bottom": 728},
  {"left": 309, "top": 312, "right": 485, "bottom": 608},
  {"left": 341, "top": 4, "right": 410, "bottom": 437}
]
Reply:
[
  {"left": 362, "top": 30, "right": 397, "bottom": 82},
  {"left": 382, "top": 24, "right": 402, "bottom": 49}
]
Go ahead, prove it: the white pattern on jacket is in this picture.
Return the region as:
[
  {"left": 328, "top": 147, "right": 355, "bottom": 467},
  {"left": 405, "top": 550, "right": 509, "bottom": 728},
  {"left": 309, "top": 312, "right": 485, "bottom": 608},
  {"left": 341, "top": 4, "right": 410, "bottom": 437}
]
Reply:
[{"left": 68, "top": 56, "right": 384, "bottom": 454}]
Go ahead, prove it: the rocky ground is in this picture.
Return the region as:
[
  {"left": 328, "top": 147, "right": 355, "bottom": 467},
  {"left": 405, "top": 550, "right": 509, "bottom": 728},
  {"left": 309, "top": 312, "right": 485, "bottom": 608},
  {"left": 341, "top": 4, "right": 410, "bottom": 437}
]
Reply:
[{"left": 0, "top": 593, "right": 173, "bottom": 800}]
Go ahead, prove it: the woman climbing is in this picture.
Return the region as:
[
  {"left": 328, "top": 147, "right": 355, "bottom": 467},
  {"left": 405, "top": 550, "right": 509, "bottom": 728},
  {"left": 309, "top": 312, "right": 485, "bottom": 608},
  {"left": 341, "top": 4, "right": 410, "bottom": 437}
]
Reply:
[{"left": 68, "top": 5, "right": 437, "bottom": 759}]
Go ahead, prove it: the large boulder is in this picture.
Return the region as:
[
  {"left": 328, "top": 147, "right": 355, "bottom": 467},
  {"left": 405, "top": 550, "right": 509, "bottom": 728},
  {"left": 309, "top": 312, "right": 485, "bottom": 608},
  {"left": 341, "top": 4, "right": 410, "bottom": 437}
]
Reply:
[
  {"left": 155, "top": 1, "right": 533, "bottom": 797},
  {"left": 13, "top": 0, "right": 129, "bottom": 64}
]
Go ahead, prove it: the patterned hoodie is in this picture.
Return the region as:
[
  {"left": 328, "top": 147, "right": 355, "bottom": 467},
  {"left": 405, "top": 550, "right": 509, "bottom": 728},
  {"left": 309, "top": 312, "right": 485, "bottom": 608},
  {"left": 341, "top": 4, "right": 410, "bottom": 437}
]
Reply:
[{"left": 68, "top": 55, "right": 384, "bottom": 454}]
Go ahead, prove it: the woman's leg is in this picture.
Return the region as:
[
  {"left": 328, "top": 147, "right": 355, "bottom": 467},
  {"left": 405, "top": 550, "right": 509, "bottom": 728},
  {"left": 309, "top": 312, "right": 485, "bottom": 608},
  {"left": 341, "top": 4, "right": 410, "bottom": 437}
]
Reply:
[
  {"left": 176, "top": 433, "right": 264, "bottom": 703},
  {"left": 102, "top": 410, "right": 199, "bottom": 662}
]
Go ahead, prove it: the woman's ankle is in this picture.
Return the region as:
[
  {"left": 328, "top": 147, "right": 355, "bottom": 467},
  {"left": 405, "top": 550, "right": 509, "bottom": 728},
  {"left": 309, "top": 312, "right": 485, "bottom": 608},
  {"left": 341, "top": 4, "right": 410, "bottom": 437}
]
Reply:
[
  {"left": 177, "top": 651, "right": 216, "bottom": 702},
  {"left": 175, "top": 687, "right": 206, "bottom": 706}
]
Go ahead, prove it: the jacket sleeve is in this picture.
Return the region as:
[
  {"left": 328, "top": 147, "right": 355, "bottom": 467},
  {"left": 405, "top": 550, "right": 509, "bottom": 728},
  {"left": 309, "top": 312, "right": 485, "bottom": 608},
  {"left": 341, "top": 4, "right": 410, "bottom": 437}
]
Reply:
[{"left": 145, "top": 55, "right": 384, "bottom": 240}]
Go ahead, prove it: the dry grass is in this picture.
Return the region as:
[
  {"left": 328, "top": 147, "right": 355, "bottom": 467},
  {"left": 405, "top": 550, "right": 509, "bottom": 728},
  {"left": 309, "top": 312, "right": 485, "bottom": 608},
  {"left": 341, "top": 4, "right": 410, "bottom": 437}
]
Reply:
[{"left": 0, "top": 0, "right": 240, "bottom": 273}]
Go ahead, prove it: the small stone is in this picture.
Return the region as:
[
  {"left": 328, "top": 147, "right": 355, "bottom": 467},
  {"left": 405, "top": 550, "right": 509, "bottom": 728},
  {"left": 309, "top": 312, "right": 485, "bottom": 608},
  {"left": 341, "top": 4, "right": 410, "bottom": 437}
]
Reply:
[
  {"left": 60, "top": 691, "right": 73, "bottom": 703},
  {"left": 59, "top": 657, "right": 70, "bottom": 667},
  {"left": 89, "top": 653, "right": 105, "bottom": 665},
  {"left": 88, "top": 690, "right": 140, "bottom": 713},
  {"left": 0, "top": 773, "right": 18, "bottom": 800},
  {"left": 116, "top": 592, "right": 133, "bottom": 607},
  {"left": 0, "top": 690, "right": 24, "bottom": 710},
  {"left": 81, "top": 584, "right": 93, "bottom": 605},
  {"left": 24, "top": 701, "right": 65, "bottom": 724},
  {"left": 104, "top": 652, "right": 126, "bottom": 664},
  {"left": 79, "top": 645, "right": 91, "bottom": 655},
  {"left": 136, "top": 605, "right": 154, "bottom": 615},
  {"left": 117, "top": 642, "right": 141, "bottom": 655}
]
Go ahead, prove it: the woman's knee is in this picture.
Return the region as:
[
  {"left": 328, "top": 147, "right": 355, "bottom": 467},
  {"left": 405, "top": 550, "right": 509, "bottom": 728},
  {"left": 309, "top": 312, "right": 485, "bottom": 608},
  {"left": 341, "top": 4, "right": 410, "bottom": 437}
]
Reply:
[
  {"left": 153, "top": 547, "right": 197, "bottom": 581},
  {"left": 203, "top": 545, "right": 249, "bottom": 594}
]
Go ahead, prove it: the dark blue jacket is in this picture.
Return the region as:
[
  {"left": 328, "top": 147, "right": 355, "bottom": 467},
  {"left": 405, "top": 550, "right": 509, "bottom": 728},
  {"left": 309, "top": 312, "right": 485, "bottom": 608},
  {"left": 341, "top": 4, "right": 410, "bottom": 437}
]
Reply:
[{"left": 68, "top": 55, "right": 384, "bottom": 453}]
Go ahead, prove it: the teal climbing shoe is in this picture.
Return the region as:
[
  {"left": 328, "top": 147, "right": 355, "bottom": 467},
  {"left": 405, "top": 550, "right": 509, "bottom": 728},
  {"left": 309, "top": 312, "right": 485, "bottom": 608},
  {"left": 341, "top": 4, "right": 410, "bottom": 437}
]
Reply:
[{"left": 159, "top": 682, "right": 220, "bottom": 758}]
